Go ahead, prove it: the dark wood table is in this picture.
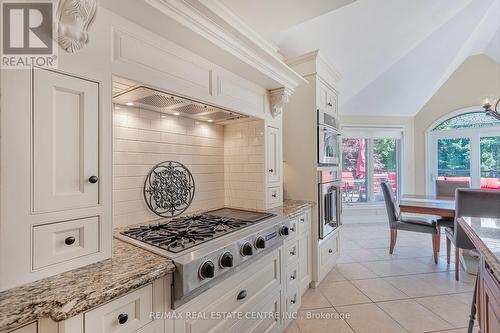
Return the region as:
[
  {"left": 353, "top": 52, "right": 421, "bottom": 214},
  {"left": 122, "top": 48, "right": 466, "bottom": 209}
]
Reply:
[{"left": 399, "top": 194, "right": 455, "bottom": 217}]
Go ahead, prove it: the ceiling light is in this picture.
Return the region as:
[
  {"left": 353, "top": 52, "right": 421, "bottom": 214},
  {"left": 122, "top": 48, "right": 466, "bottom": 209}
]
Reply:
[
  {"left": 482, "top": 98, "right": 500, "bottom": 120},
  {"left": 207, "top": 119, "right": 213, "bottom": 122},
  {"left": 161, "top": 115, "right": 167, "bottom": 118},
  {"left": 125, "top": 102, "right": 134, "bottom": 106},
  {"left": 173, "top": 112, "right": 180, "bottom": 116}
]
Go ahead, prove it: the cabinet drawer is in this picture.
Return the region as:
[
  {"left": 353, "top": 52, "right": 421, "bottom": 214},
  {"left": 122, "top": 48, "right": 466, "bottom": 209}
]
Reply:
[
  {"left": 288, "top": 218, "right": 299, "bottom": 239},
  {"left": 182, "top": 249, "right": 281, "bottom": 333},
  {"left": 320, "top": 232, "right": 338, "bottom": 267},
  {"left": 84, "top": 284, "right": 153, "bottom": 333},
  {"left": 267, "top": 186, "right": 281, "bottom": 205},
  {"left": 287, "top": 263, "right": 299, "bottom": 288},
  {"left": 286, "top": 239, "right": 299, "bottom": 264},
  {"left": 32, "top": 216, "right": 99, "bottom": 270},
  {"left": 227, "top": 291, "right": 281, "bottom": 333},
  {"left": 286, "top": 285, "right": 300, "bottom": 313}
]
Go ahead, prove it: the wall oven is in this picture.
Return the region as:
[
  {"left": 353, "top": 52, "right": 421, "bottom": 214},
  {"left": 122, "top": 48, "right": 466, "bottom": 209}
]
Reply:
[
  {"left": 318, "top": 168, "right": 342, "bottom": 239},
  {"left": 318, "top": 109, "right": 341, "bottom": 166}
]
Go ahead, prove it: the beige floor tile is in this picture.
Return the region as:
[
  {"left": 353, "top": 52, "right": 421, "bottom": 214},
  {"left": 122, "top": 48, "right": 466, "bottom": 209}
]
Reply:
[
  {"left": 425, "top": 327, "right": 479, "bottom": 333},
  {"left": 336, "top": 303, "right": 408, "bottom": 333},
  {"left": 335, "top": 262, "right": 379, "bottom": 280},
  {"left": 300, "top": 287, "right": 332, "bottom": 310},
  {"left": 295, "top": 308, "right": 355, "bottom": 333},
  {"left": 415, "top": 272, "right": 474, "bottom": 294},
  {"left": 395, "top": 258, "right": 451, "bottom": 274},
  {"left": 377, "top": 299, "right": 453, "bottom": 333},
  {"left": 360, "top": 260, "right": 412, "bottom": 277},
  {"left": 322, "top": 268, "right": 346, "bottom": 283},
  {"left": 383, "top": 275, "right": 442, "bottom": 297},
  {"left": 318, "top": 280, "right": 371, "bottom": 306},
  {"left": 351, "top": 278, "right": 409, "bottom": 302},
  {"left": 415, "top": 293, "right": 473, "bottom": 328},
  {"left": 284, "top": 320, "right": 301, "bottom": 333}
]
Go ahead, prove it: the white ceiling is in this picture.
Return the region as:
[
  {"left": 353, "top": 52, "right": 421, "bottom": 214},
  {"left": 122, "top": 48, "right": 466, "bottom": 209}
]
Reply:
[{"left": 222, "top": 0, "right": 500, "bottom": 116}]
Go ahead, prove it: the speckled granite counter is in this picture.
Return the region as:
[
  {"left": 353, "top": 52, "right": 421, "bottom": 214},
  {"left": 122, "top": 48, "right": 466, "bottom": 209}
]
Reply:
[
  {"left": 458, "top": 216, "right": 500, "bottom": 279},
  {"left": 268, "top": 200, "right": 315, "bottom": 218},
  {"left": 0, "top": 238, "right": 175, "bottom": 332}
]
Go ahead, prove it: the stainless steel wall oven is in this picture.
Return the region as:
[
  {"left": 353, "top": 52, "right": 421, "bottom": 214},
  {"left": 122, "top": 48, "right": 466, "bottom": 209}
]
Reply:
[{"left": 318, "top": 168, "right": 342, "bottom": 239}]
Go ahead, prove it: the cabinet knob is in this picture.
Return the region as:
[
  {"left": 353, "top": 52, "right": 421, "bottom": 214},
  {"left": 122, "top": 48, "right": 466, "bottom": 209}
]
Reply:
[
  {"left": 327, "top": 102, "right": 333, "bottom": 107},
  {"left": 290, "top": 274, "right": 296, "bottom": 280},
  {"left": 268, "top": 169, "right": 274, "bottom": 173},
  {"left": 271, "top": 193, "right": 277, "bottom": 198},
  {"left": 88, "top": 176, "right": 98, "bottom": 184},
  {"left": 237, "top": 290, "right": 247, "bottom": 300},
  {"left": 65, "top": 236, "right": 76, "bottom": 245},
  {"left": 290, "top": 250, "right": 296, "bottom": 256},
  {"left": 118, "top": 313, "right": 128, "bottom": 325},
  {"left": 290, "top": 226, "right": 296, "bottom": 232},
  {"left": 328, "top": 249, "right": 333, "bottom": 253}
]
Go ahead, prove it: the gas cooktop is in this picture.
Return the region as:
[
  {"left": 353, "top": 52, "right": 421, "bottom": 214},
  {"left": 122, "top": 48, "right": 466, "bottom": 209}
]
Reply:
[{"left": 119, "top": 208, "right": 275, "bottom": 253}]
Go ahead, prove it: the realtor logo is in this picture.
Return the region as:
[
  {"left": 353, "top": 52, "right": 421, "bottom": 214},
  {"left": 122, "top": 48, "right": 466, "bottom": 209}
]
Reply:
[{"left": 1, "top": 1, "right": 57, "bottom": 68}]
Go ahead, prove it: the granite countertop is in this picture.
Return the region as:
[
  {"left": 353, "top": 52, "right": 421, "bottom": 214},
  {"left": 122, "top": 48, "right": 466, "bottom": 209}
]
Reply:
[
  {"left": 458, "top": 216, "right": 500, "bottom": 279},
  {"left": 267, "top": 199, "right": 315, "bottom": 218},
  {"left": 0, "top": 239, "right": 175, "bottom": 332}
]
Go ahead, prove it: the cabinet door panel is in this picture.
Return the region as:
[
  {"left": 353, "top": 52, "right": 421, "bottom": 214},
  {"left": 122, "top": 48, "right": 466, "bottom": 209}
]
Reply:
[
  {"left": 267, "top": 126, "right": 280, "bottom": 184},
  {"left": 33, "top": 68, "right": 99, "bottom": 213}
]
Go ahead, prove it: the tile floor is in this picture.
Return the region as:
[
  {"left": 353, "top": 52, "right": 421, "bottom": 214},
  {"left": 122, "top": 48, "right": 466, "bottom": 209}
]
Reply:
[{"left": 286, "top": 223, "right": 479, "bottom": 333}]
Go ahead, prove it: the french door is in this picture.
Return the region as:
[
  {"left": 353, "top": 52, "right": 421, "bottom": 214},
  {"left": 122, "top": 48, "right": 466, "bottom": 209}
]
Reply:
[{"left": 428, "top": 127, "right": 500, "bottom": 194}]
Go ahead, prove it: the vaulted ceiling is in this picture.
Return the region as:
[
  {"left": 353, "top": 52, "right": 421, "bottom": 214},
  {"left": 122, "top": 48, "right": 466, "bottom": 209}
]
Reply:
[{"left": 222, "top": 0, "right": 500, "bottom": 116}]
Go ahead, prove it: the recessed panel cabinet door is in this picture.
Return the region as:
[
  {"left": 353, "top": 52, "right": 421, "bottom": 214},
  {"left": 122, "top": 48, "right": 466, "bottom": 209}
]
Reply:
[
  {"left": 267, "top": 126, "right": 280, "bottom": 185},
  {"left": 33, "top": 68, "right": 99, "bottom": 213}
]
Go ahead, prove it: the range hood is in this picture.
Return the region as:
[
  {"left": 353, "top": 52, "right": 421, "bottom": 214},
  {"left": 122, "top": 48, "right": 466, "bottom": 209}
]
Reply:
[{"left": 113, "top": 86, "right": 247, "bottom": 123}]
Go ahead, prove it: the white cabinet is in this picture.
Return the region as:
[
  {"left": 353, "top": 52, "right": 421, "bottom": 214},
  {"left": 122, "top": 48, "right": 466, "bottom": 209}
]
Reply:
[
  {"left": 9, "top": 323, "right": 37, "bottom": 333},
  {"left": 33, "top": 68, "right": 100, "bottom": 213},
  {"left": 317, "top": 80, "right": 339, "bottom": 116},
  {"left": 267, "top": 126, "right": 280, "bottom": 185}
]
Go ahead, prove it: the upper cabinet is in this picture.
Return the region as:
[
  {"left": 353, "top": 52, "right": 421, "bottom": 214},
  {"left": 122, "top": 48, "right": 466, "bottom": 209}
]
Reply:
[
  {"left": 33, "top": 68, "right": 100, "bottom": 213},
  {"left": 317, "top": 79, "right": 339, "bottom": 116},
  {"left": 267, "top": 126, "right": 281, "bottom": 185}
]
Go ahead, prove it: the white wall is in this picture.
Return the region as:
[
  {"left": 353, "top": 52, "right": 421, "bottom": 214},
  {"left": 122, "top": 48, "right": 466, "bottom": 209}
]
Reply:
[
  {"left": 224, "top": 119, "right": 266, "bottom": 210},
  {"left": 414, "top": 54, "right": 500, "bottom": 194}
]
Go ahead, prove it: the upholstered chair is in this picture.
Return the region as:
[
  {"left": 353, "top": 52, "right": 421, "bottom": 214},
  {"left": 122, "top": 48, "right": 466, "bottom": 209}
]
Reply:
[{"left": 381, "top": 182, "right": 440, "bottom": 263}]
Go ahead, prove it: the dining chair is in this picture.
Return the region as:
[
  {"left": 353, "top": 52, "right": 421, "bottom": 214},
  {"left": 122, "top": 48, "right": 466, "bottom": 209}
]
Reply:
[
  {"left": 435, "top": 180, "right": 470, "bottom": 239},
  {"left": 446, "top": 188, "right": 500, "bottom": 280},
  {"left": 381, "top": 182, "right": 440, "bottom": 263}
]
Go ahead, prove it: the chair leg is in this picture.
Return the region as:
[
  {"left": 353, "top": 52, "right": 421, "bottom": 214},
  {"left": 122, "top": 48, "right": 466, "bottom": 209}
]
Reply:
[
  {"left": 455, "top": 247, "right": 460, "bottom": 281},
  {"left": 446, "top": 238, "right": 451, "bottom": 265},
  {"left": 436, "top": 227, "right": 441, "bottom": 252},
  {"left": 389, "top": 229, "right": 397, "bottom": 254},
  {"left": 432, "top": 233, "right": 439, "bottom": 264}
]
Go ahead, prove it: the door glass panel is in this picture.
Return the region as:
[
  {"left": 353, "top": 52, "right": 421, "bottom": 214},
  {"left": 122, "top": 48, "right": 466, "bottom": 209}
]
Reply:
[
  {"left": 437, "top": 138, "right": 471, "bottom": 184},
  {"left": 342, "top": 138, "right": 368, "bottom": 203},
  {"left": 373, "top": 138, "right": 398, "bottom": 201},
  {"left": 480, "top": 136, "right": 500, "bottom": 189}
]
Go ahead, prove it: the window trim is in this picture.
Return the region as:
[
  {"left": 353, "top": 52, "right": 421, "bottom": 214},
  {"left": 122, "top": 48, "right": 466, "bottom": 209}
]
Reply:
[
  {"left": 425, "top": 107, "right": 500, "bottom": 194},
  {"left": 341, "top": 125, "right": 404, "bottom": 207}
]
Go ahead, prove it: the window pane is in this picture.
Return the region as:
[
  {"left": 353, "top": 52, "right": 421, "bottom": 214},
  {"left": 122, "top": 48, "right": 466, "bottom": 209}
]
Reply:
[
  {"left": 373, "top": 138, "right": 398, "bottom": 201},
  {"left": 433, "top": 111, "right": 500, "bottom": 131},
  {"left": 437, "top": 138, "right": 470, "bottom": 182},
  {"left": 342, "top": 138, "right": 368, "bottom": 203},
  {"left": 480, "top": 136, "right": 500, "bottom": 190}
]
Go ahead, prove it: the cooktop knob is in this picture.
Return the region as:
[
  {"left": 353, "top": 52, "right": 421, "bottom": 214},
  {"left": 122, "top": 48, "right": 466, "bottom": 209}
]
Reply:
[
  {"left": 241, "top": 242, "right": 253, "bottom": 256},
  {"left": 199, "top": 260, "right": 215, "bottom": 279},
  {"left": 220, "top": 252, "right": 234, "bottom": 268},
  {"left": 255, "top": 236, "right": 266, "bottom": 249},
  {"left": 279, "top": 225, "right": 290, "bottom": 236}
]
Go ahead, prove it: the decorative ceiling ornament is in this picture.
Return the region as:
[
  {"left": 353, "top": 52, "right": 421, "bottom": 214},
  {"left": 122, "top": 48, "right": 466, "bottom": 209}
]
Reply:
[
  {"left": 143, "top": 161, "right": 195, "bottom": 218},
  {"left": 269, "top": 87, "right": 293, "bottom": 118},
  {"left": 482, "top": 98, "right": 500, "bottom": 121},
  {"left": 56, "top": 0, "right": 98, "bottom": 53}
]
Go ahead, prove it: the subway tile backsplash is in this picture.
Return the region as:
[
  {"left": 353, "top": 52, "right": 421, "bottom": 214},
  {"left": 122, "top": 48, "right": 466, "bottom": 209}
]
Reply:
[{"left": 113, "top": 106, "right": 265, "bottom": 227}]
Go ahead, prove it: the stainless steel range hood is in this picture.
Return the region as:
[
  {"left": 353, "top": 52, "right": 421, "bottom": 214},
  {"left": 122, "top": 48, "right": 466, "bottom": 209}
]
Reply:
[{"left": 113, "top": 86, "right": 247, "bottom": 123}]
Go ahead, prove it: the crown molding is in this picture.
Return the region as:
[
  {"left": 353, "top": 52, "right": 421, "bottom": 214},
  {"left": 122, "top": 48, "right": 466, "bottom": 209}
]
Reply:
[
  {"left": 286, "top": 50, "right": 343, "bottom": 84},
  {"left": 143, "top": 0, "right": 306, "bottom": 91}
]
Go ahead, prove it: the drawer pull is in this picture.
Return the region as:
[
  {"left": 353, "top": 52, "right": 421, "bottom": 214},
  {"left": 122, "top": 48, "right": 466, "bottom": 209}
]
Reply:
[
  {"left": 290, "top": 249, "right": 296, "bottom": 256},
  {"left": 65, "top": 236, "right": 76, "bottom": 245},
  {"left": 271, "top": 193, "right": 277, "bottom": 198},
  {"left": 327, "top": 102, "right": 333, "bottom": 107},
  {"left": 290, "top": 226, "right": 296, "bottom": 232},
  {"left": 118, "top": 313, "right": 128, "bottom": 325},
  {"left": 300, "top": 218, "right": 305, "bottom": 222},
  {"left": 88, "top": 176, "right": 99, "bottom": 184},
  {"left": 328, "top": 249, "right": 333, "bottom": 253},
  {"left": 237, "top": 290, "right": 247, "bottom": 300},
  {"left": 268, "top": 169, "right": 274, "bottom": 173},
  {"left": 290, "top": 297, "right": 296, "bottom": 304},
  {"left": 290, "top": 274, "right": 296, "bottom": 280}
]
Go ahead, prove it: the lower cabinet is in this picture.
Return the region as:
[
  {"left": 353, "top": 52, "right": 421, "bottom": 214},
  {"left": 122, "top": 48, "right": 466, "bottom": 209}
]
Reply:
[
  {"left": 318, "top": 229, "right": 340, "bottom": 282},
  {"left": 479, "top": 257, "right": 500, "bottom": 333}
]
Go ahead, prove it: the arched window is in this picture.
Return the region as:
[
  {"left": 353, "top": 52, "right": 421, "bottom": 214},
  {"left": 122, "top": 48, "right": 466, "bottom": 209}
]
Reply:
[{"left": 427, "top": 110, "right": 500, "bottom": 193}]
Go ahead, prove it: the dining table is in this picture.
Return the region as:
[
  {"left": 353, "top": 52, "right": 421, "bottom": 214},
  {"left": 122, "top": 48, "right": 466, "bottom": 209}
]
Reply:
[{"left": 399, "top": 194, "right": 455, "bottom": 217}]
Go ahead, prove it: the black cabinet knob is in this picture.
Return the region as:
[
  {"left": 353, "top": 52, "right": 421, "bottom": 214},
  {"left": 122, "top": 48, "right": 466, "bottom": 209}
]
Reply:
[
  {"left": 220, "top": 252, "right": 234, "bottom": 268},
  {"left": 65, "top": 236, "right": 76, "bottom": 245},
  {"left": 279, "top": 226, "right": 289, "bottom": 236},
  {"left": 328, "top": 249, "right": 333, "bottom": 253},
  {"left": 254, "top": 237, "right": 266, "bottom": 249},
  {"left": 241, "top": 242, "right": 253, "bottom": 256},
  {"left": 268, "top": 169, "right": 274, "bottom": 173},
  {"left": 237, "top": 290, "right": 247, "bottom": 300},
  {"left": 88, "top": 176, "right": 98, "bottom": 184},
  {"left": 118, "top": 313, "right": 128, "bottom": 325},
  {"left": 199, "top": 261, "right": 215, "bottom": 279}
]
